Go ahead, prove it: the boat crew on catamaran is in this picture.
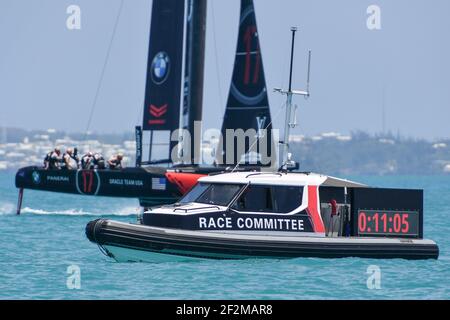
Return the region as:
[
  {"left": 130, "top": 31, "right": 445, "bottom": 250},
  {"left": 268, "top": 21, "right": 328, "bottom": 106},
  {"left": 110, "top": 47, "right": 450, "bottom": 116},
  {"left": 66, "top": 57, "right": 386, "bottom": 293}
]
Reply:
[
  {"left": 93, "top": 153, "right": 106, "bottom": 170},
  {"left": 43, "top": 150, "right": 121, "bottom": 170},
  {"left": 81, "top": 152, "right": 94, "bottom": 169},
  {"left": 62, "top": 147, "right": 80, "bottom": 170},
  {"left": 108, "top": 153, "right": 123, "bottom": 170},
  {"left": 44, "top": 147, "right": 62, "bottom": 170}
]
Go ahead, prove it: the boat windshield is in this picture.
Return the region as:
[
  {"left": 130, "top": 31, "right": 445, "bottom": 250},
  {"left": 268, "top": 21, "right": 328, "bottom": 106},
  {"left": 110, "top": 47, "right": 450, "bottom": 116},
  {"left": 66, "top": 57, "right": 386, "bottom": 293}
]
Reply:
[
  {"left": 179, "top": 183, "right": 243, "bottom": 206},
  {"left": 179, "top": 183, "right": 210, "bottom": 204}
]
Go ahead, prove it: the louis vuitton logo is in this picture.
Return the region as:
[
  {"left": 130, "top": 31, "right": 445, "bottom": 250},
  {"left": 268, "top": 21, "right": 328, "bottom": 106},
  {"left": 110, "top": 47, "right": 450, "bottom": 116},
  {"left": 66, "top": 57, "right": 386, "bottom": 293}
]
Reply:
[{"left": 256, "top": 116, "right": 267, "bottom": 138}]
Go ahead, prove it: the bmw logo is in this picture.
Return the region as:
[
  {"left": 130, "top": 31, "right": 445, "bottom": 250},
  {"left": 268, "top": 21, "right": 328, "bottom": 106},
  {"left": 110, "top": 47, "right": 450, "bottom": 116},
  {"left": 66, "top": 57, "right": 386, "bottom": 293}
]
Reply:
[
  {"left": 151, "top": 52, "right": 170, "bottom": 84},
  {"left": 32, "top": 171, "right": 41, "bottom": 185}
]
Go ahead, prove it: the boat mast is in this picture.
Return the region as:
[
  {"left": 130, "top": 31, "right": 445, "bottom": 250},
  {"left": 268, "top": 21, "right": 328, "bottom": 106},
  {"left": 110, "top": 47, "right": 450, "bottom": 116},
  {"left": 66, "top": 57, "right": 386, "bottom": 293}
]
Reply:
[
  {"left": 276, "top": 27, "right": 311, "bottom": 171},
  {"left": 182, "top": 0, "right": 207, "bottom": 166}
]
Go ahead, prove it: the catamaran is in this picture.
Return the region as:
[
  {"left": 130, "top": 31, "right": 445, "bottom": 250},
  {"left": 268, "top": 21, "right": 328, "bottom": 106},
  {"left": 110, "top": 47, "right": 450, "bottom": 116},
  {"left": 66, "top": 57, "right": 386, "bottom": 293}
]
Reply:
[
  {"left": 85, "top": 26, "right": 439, "bottom": 261},
  {"left": 15, "top": 0, "right": 274, "bottom": 213}
]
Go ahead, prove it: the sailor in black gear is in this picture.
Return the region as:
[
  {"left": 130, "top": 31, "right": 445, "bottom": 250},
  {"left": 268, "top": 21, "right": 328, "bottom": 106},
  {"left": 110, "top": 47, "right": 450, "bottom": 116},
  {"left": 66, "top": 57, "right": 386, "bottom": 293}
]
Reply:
[
  {"left": 44, "top": 147, "right": 62, "bottom": 170},
  {"left": 43, "top": 153, "right": 51, "bottom": 169},
  {"left": 108, "top": 153, "right": 124, "bottom": 170},
  {"left": 62, "top": 147, "right": 80, "bottom": 170},
  {"left": 93, "top": 153, "right": 106, "bottom": 170},
  {"left": 81, "top": 152, "right": 94, "bottom": 170}
]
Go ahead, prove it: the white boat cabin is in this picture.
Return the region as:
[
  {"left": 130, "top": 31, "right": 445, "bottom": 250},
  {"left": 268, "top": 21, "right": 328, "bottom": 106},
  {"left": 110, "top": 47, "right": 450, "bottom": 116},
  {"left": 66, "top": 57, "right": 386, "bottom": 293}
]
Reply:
[{"left": 146, "top": 172, "right": 367, "bottom": 237}]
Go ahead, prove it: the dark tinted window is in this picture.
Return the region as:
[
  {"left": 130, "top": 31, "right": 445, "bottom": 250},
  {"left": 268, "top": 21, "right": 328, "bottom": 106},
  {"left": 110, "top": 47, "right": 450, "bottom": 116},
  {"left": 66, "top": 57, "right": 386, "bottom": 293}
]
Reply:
[
  {"left": 232, "top": 185, "right": 273, "bottom": 212},
  {"left": 272, "top": 186, "right": 303, "bottom": 213},
  {"left": 179, "top": 183, "right": 209, "bottom": 204},
  {"left": 196, "top": 184, "right": 243, "bottom": 206},
  {"left": 232, "top": 185, "right": 303, "bottom": 213}
]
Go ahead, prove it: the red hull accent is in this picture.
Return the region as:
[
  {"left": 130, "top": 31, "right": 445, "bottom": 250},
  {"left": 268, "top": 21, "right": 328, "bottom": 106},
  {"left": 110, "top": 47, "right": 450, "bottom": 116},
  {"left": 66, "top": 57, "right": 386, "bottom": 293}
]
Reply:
[
  {"left": 306, "top": 185, "right": 325, "bottom": 233},
  {"left": 165, "top": 172, "right": 206, "bottom": 195}
]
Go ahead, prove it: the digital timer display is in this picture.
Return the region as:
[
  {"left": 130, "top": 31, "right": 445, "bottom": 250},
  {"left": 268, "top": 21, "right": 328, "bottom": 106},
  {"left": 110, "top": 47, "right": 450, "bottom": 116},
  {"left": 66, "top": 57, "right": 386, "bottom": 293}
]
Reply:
[{"left": 357, "top": 210, "right": 420, "bottom": 237}]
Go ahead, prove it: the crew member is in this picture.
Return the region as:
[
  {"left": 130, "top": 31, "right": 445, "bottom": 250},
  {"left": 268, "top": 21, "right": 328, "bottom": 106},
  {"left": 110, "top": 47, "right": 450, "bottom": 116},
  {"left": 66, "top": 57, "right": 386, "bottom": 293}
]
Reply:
[
  {"left": 328, "top": 199, "right": 339, "bottom": 236},
  {"left": 62, "top": 147, "right": 80, "bottom": 170},
  {"left": 330, "top": 199, "right": 338, "bottom": 217},
  {"left": 81, "top": 152, "right": 94, "bottom": 170},
  {"left": 108, "top": 153, "right": 123, "bottom": 170},
  {"left": 93, "top": 153, "right": 106, "bottom": 170},
  {"left": 44, "top": 147, "right": 62, "bottom": 170}
]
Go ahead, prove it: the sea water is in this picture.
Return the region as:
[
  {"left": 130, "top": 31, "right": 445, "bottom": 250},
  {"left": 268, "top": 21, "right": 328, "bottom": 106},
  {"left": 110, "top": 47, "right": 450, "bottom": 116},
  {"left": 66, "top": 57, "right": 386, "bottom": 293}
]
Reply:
[{"left": 0, "top": 171, "right": 448, "bottom": 300}]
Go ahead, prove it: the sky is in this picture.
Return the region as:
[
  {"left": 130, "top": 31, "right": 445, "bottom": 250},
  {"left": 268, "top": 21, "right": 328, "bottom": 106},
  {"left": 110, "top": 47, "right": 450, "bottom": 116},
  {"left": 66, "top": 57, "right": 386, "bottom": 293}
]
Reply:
[{"left": 0, "top": 0, "right": 449, "bottom": 140}]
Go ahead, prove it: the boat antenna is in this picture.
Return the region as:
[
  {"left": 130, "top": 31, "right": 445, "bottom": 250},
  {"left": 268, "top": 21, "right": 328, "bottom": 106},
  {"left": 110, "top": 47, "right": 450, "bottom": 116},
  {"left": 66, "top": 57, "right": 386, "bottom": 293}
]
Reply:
[{"left": 274, "top": 27, "right": 311, "bottom": 172}]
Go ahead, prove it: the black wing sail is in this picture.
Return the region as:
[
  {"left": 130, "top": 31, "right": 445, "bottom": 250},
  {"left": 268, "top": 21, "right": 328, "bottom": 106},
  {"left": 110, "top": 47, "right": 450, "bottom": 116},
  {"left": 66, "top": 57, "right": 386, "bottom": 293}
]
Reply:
[
  {"left": 219, "top": 0, "right": 274, "bottom": 167},
  {"left": 141, "top": 0, "right": 185, "bottom": 164},
  {"left": 180, "top": 0, "right": 207, "bottom": 165}
]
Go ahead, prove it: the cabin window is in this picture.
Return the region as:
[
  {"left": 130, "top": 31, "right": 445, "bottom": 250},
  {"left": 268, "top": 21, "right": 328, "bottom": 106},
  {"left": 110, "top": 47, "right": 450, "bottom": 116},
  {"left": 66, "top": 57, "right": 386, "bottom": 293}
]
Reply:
[
  {"left": 195, "top": 184, "right": 243, "bottom": 206},
  {"left": 273, "top": 186, "right": 304, "bottom": 213},
  {"left": 231, "top": 185, "right": 303, "bottom": 214},
  {"left": 232, "top": 185, "right": 273, "bottom": 212},
  {"left": 179, "top": 183, "right": 209, "bottom": 204}
]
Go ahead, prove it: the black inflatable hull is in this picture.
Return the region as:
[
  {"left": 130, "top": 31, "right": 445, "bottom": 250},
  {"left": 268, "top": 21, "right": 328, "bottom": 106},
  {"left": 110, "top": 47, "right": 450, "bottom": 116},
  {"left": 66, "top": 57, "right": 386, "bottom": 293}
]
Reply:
[{"left": 86, "top": 219, "right": 439, "bottom": 262}]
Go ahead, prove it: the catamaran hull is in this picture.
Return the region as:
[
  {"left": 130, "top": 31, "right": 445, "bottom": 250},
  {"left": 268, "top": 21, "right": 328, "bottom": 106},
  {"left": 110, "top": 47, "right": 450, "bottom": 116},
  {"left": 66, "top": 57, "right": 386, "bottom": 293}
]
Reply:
[
  {"left": 86, "top": 219, "right": 439, "bottom": 262},
  {"left": 15, "top": 166, "right": 208, "bottom": 206}
]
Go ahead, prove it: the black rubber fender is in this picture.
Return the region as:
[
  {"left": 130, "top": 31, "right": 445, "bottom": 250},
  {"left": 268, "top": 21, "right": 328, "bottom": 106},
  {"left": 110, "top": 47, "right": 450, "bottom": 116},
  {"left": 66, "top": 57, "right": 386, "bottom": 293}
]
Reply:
[{"left": 85, "top": 219, "right": 107, "bottom": 243}]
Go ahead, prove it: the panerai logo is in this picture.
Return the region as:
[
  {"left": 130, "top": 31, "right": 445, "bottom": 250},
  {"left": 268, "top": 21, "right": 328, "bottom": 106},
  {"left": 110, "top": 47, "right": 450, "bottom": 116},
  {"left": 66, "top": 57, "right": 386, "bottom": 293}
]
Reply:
[{"left": 47, "top": 176, "right": 70, "bottom": 182}]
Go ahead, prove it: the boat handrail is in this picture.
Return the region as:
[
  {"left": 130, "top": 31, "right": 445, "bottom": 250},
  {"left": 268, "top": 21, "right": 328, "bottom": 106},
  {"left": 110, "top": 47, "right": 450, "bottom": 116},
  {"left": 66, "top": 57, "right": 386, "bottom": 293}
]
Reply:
[
  {"left": 173, "top": 205, "right": 222, "bottom": 213},
  {"left": 245, "top": 172, "right": 283, "bottom": 179}
]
